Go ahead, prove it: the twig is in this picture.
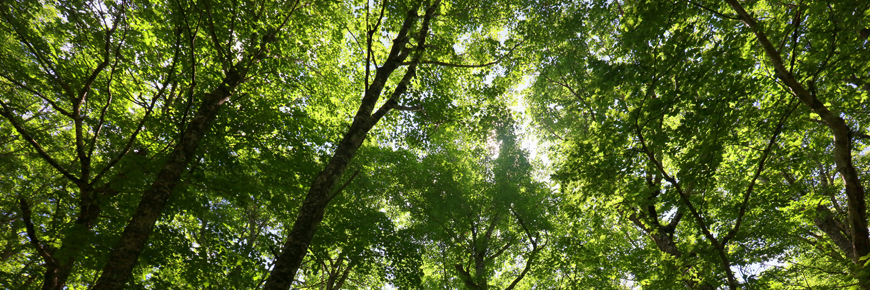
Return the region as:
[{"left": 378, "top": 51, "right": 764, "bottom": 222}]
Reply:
[{"left": 326, "top": 169, "right": 361, "bottom": 202}]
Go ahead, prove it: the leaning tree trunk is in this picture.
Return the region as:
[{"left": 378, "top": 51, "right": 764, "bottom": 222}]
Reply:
[
  {"left": 89, "top": 0, "right": 306, "bottom": 286},
  {"left": 90, "top": 67, "right": 245, "bottom": 289},
  {"left": 261, "top": 2, "right": 440, "bottom": 289},
  {"left": 724, "top": 1, "right": 870, "bottom": 287}
]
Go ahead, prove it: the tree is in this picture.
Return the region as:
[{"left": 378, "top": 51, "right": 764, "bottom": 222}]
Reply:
[
  {"left": 393, "top": 119, "right": 550, "bottom": 290},
  {"left": 0, "top": 0, "right": 292, "bottom": 286},
  {"left": 263, "top": 0, "right": 530, "bottom": 287},
  {"left": 523, "top": 0, "right": 869, "bottom": 288},
  {"left": 722, "top": 0, "right": 870, "bottom": 286},
  {"left": 3, "top": 0, "right": 867, "bottom": 289}
]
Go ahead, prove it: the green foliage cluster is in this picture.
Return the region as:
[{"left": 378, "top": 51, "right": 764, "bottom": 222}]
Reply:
[{"left": 1, "top": 0, "right": 868, "bottom": 289}]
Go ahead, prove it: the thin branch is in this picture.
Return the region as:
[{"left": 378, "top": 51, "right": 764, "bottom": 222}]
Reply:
[
  {"left": 19, "top": 197, "right": 55, "bottom": 265},
  {"left": 0, "top": 101, "right": 79, "bottom": 182},
  {"left": 0, "top": 8, "right": 75, "bottom": 97},
  {"left": 370, "top": 0, "right": 440, "bottom": 123},
  {"left": 91, "top": 93, "right": 159, "bottom": 185},
  {"left": 505, "top": 210, "right": 540, "bottom": 290},
  {"left": 544, "top": 75, "right": 596, "bottom": 123},
  {"left": 326, "top": 169, "right": 360, "bottom": 203},
  {"left": 725, "top": 0, "right": 870, "bottom": 268},
  {"left": 485, "top": 239, "right": 514, "bottom": 262},
  {"left": 250, "top": 0, "right": 303, "bottom": 62},
  {"left": 0, "top": 73, "right": 72, "bottom": 117},
  {"left": 88, "top": 65, "right": 118, "bottom": 158},
  {"left": 402, "top": 40, "right": 523, "bottom": 68},
  {"left": 91, "top": 29, "right": 183, "bottom": 184},
  {"left": 788, "top": 2, "right": 802, "bottom": 74},
  {"left": 722, "top": 100, "right": 798, "bottom": 246},
  {"left": 482, "top": 211, "right": 500, "bottom": 244},
  {"left": 633, "top": 112, "right": 740, "bottom": 289},
  {"left": 78, "top": 0, "right": 125, "bottom": 105},
  {"left": 364, "top": 0, "right": 388, "bottom": 79},
  {"left": 686, "top": 0, "right": 739, "bottom": 20},
  {"left": 203, "top": 0, "right": 227, "bottom": 63}
]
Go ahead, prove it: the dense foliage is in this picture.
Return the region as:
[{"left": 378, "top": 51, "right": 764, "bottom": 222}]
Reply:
[{"left": 1, "top": 0, "right": 868, "bottom": 289}]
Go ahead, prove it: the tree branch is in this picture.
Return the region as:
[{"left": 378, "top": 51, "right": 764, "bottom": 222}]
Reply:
[
  {"left": 0, "top": 102, "right": 79, "bottom": 182},
  {"left": 401, "top": 40, "right": 523, "bottom": 68},
  {"left": 0, "top": 73, "right": 72, "bottom": 117},
  {"left": 686, "top": 0, "right": 739, "bottom": 20},
  {"left": 326, "top": 169, "right": 360, "bottom": 203},
  {"left": 505, "top": 210, "right": 540, "bottom": 290},
  {"left": 725, "top": 0, "right": 870, "bottom": 270},
  {"left": 453, "top": 263, "right": 479, "bottom": 290},
  {"left": 722, "top": 100, "right": 797, "bottom": 246},
  {"left": 19, "top": 197, "right": 55, "bottom": 265},
  {"left": 633, "top": 115, "right": 739, "bottom": 289}
]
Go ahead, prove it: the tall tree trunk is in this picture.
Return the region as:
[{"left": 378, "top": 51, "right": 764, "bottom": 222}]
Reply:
[
  {"left": 87, "top": 0, "right": 306, "bottom": 284},
  {"left": 262, "top": 2, "right": 439, "bottom": 289},
  {"left": 91, "top": 66, "right": 246, "bottom": 290},
  {"left": 38, "top": 188, "right": 97, "bottom": 290},
  {"left": 724, "top": 1, "right": 869, "bottom": 286}
]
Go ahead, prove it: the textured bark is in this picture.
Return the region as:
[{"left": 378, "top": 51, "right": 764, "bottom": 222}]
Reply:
[
  {"left": 34, "top": 186, "right": 110, "bottom": 290},
  {"left": 455, "top": 264, "right": 483, "bottom": 290},
  {"left": 724, "top": 0, "right": 869, "bottom": 285},
  {"left": 815, "top": 205, "right": 857, "bottom": 262},
  {"left": 91, "top": 67, "right": 244, "bottom": 290},
  {"left": 261, "top": 2, "right": 439, "bottom": 289},
  {"left": 474, "top": 248, "right": 488, "bottom": 290}
]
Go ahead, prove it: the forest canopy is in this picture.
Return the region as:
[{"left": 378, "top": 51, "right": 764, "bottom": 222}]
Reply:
[{"left": 0, "top": 0, "right": 868, "bottom": 289}]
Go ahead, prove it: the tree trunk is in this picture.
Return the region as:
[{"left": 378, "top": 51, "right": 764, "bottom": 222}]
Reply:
[
  {"left": 261, "top": 2, "right": 439, "bottom": 289},
  {"left": 724, "top": 1, "right": 870, "bottom": 286},
  {"left": 91, "top": 67, "right": 245, "bottom": 290}
]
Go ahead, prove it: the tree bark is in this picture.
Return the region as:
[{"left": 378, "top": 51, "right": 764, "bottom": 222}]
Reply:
[
  {"left": 815, "top": 205, "right": 857, "bottom": 262},
  {"left": 261, "top": 2, "right": 439, "bottom": 289},
  {"left": 455, "top": 264, "right": 482, "bottom": 290},
  {"left": 91, "top": 66, "right": 244, "bottom": 290},
  {"left": 724, "top": 0, "right": 869, "bottom": 286}
]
